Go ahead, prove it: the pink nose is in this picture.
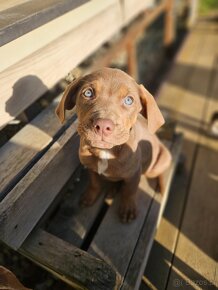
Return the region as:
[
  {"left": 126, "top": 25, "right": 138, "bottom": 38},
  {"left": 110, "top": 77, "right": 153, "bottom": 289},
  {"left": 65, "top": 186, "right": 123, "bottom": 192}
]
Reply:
[{"left": 93, "top": 119, "right": 115, "bottom": 137}]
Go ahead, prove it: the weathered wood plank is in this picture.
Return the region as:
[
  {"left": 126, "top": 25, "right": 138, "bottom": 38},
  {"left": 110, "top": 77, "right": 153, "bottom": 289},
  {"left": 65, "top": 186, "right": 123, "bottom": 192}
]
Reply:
[
  {"left": 0, "top": 1, "right": 28, "bottom": 12},
  {"left": 0, "top": 122, "right": 79, "bottom": 250},
  {"left": 0, "top": 0, "right": 89, "bottom": 47},
  {"left": 0, "top": 0, "right": 114, "bottom": 72},
  {"left": 0, "top": 0, "right": 122, "bottom": 128},
  {"left": 47, "top": 168, "right": 106, "bottom": 248},
  {"left": 78, "top": 2, "right": 166, "bottom": 76},
  {"left": 141, "top": 19, "right": 218, "bottom": 290},
  {"left": 88, "top": 176, "right": 156, "bottom": 281},
  {"left": 167, "top": 146, "right": 218, "bottom": 289},
  {"left": 122, "top": 194, "right": 161, "bottom": 290},
  {"left": 164, "top": 0, "right": 175, "bottom": 46},
  {"left": 122, "top": 0, "right": 154, "bottom": 25},
  {"left": 21, "top": 229, "right": 121, "bottom": 290},
  {"left": 166, "top": 29, "right": 218, "bottom": 288},
  {"left": 122, "top": 134, "right": 182, "bottom": 290},
  {"left": 0, "top": 95, "right": 65, "bottom": 199}
]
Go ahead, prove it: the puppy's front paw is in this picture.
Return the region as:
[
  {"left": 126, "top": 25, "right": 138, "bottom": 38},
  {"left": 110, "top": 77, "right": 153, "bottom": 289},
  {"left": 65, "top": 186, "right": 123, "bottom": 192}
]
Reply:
[
  {"left": 119, "top": 199, "right": 138, "bottom": 223},
  {"left": 80, "top": 189, "right": 100, "bottom": 207}
]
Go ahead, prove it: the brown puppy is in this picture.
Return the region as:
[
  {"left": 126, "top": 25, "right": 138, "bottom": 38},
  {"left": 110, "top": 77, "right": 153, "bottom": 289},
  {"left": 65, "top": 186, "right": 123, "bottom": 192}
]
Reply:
[{"left": 56, "top": 68, "right": 171, "bottom": 222}]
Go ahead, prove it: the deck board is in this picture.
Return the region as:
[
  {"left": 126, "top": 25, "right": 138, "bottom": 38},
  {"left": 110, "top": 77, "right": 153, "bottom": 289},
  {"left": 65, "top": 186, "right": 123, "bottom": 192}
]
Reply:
[
  {"left": 46, "top": 168, "right": 106, "bottom": 248},
  {"left": 141, "top": 16, "right": 218, "bottom": 289},
  {"left": 0, "top": 122, "right": 79, "bottom": 250},
  {"left": 88, "top": 177, "right": 156, "bottom": 281},
  {"left": 0, "top": 95, "right": 65, "bottom": 199}
]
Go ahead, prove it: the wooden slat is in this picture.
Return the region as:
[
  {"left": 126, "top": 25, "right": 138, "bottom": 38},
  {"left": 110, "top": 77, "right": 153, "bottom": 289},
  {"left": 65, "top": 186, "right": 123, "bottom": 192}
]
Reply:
[
  {"left": 0, "top": 0, "right": 114, "bottom": 73},
  {"left": 21, "top": 229, "right": 121, "bottom": 290},
  {"left": 200, "top": 57, "right": 218, "bottom": 151},
  {"left": 0, "top": 0, "right": 88, "bottom": 47},
  {"left": 0, "top": 1, "right": 28, "bottom": 12},
  {"left": 0, "top": 95, "right": 65, "bottom": 199},
  {"left": 166, "top": 24, "right": 218, "bottom": 287},
  {"left": 167, "top": 146, "right": 218, "bottom": 289},
  {"left": 47, "top": 168, "right": 106, "bottom": 248},
  {"left": 0, "top": 122, "right": 79, "bottom": 250},
  {"left": 122, "top": 195, "right": 161, "bottom": 290},
  {"left": 122, "top": 134, "right": 182, "bottom": 290},
  {"left": 0, "top": 0, "right": 122, "bottom": 128},
  {"left": 141, "top": 18, "right": 218, "bottom": 290},
  {"left": 122, "top": 0, "right": 154, "bottom": 25},
  {"left": 88, "top": 177, "right": 157, "bottom": 281},
  {"left": 140, "top": 141, "right": 194, "bottom": 290},
  {"left": 79, "top": 2, "right": 166, "bottom": 76},
  {"left": 164, "top": 0, "right": 175, "bottom": 46}
]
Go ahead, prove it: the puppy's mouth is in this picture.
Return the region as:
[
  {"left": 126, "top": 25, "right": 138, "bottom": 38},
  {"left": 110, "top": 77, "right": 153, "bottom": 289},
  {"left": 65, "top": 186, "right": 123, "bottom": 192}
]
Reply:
[
  {"left": 78, "top": 129, "right": 129, "bottom": 149},
  {"left": 89, "top": 139, "right": 114, "bottom": 149},
  {"left": 77, "top": 120, "right": 130, "bottom": 149}
]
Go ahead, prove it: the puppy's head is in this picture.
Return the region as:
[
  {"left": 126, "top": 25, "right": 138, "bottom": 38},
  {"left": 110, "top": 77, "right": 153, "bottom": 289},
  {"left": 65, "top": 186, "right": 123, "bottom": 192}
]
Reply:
[{"left": 56, "top": 68, "right": 164, "bottom": 149}]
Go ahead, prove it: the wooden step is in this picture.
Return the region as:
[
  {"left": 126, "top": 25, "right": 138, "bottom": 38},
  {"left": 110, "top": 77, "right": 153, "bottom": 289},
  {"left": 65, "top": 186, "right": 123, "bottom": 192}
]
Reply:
[
  {"left": 19, "top": 133, "right": 182, "bottom": 289},
  {"left": 0, "top": 118, "right": 79, "bottom": 249}
]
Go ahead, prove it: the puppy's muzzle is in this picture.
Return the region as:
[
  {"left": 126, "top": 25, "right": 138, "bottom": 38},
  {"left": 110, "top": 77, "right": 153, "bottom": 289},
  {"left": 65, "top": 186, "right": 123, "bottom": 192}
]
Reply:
[{"left": 93, "top": 118, "right": 115, "bottom": 138}]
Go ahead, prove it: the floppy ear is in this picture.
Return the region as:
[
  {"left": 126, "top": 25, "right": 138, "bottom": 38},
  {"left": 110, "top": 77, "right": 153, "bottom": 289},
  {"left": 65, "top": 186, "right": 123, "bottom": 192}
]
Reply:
[
  {"left": 139, "top": 84, "right": 165, "bottom": 133},
  {"left": 55, "top": 78, "right": 81, "bottom": 123}
]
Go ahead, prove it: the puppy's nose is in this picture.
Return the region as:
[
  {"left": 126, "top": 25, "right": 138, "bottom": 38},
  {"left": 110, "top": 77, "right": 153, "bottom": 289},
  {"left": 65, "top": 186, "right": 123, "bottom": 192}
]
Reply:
[{"left": 93, "top": 119, "right": 115, "bottom": 136}]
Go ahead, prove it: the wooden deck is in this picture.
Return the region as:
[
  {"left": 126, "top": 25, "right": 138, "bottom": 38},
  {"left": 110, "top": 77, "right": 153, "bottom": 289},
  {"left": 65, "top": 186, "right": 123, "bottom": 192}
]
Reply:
[{"left": 140, "top": 14, "right": 218, "bottom": 289}]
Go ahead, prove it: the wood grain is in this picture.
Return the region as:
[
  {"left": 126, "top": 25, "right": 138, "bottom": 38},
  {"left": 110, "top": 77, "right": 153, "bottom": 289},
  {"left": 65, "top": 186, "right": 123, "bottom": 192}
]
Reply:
[
  {"left": 0, "top": 0, "right": 88, "bottom": 46},
  {"left": 47, "top": 168, "right": 106, "bottom": 248},
  {"left": 122, "top": 0, "right": 154, "bottom": 25},
  {"left": 0, "top": 0, "right": 114, "bottom": 72},
  {"left": 88, "top": 177, "right": 156, "bottom": 281},
  {"left": 21, "top": 229, "right": 121, "bottom": 290},
  {"left": 167, "top": 145, "right": 218, "bottom": 289},
  {"left": 0, "top": 0, "right": 122, "bottom": 128},
  {"left": 167, "top": 21, "right": 218, "bottom": 288},
  {"left": 141, "top": 18, "right": 218, "bottom": 290},
  {"left": 0, "top": 122, "right": 79, "bottom": 250},
  {"left": 0, "top": 95, "right": 64, "bottom": 198},
  {"left": 0, "top": 0, "right": 28, "bottom": 12}
]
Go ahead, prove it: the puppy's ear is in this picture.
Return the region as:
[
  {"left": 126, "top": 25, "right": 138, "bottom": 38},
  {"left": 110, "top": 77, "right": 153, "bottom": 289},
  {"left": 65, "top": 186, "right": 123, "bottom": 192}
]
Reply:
[
  {"left": 55, "top": 78, "right": 81, "bottom": 123},
  {"left": 139, "top": 84, "right": 165, "bottom": 133}
]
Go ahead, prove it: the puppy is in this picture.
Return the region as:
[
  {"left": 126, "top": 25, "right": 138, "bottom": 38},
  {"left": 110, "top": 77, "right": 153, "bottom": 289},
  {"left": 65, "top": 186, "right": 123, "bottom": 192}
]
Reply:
[{"left": 56, "top": 68, "right": 171, "bottom": 222}]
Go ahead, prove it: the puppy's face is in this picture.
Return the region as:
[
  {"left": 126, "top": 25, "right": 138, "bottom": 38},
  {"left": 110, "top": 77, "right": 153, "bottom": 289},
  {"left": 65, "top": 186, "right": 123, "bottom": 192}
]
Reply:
[
  {"left": 76, "top": 70, "right": 141, "bottom": 149},
  {"left": 56, "top": 68, "right": 164, "bottom": 149}
]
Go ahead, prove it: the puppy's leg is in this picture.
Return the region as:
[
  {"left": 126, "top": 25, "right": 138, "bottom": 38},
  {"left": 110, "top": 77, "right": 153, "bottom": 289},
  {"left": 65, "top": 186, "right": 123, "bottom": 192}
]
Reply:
[
  {"left": 80, "top": 170, "right": 102, "bottom": 207},
  {"left": 146, "top": 143, "right": 171, "bottom": 195},
  {"left": 146, "top": 143, "right": 171, "bottom": 179},
  {"left": 119, "top": 169, "right": 141, "bottom": 223}
]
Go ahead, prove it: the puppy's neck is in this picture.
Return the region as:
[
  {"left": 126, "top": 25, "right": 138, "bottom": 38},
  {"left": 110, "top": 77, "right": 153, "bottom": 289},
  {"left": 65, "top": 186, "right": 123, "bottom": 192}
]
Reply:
[
  {"left": 89, "top": 146, "right": 121, "bottom": 160},
  {"left": 80, "top": 127, "right": 135, "bottom": 160}
]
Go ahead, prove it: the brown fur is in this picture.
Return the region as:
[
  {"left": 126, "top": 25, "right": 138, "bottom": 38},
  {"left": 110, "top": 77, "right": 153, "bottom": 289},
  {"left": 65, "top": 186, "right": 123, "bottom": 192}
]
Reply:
[{"left": 56, "top": 68, "right": 172, "bottom": 222}]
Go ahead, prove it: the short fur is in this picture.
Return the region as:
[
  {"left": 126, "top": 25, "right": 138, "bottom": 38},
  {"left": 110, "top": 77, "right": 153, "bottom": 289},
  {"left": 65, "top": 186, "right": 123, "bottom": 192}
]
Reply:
[{"left": 56, "top": 68, "right": 172, "bottom": 222}]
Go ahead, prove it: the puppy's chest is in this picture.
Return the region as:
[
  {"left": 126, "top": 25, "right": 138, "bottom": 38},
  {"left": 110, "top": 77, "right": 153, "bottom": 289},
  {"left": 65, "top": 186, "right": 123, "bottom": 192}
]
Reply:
[
  {"left": 96, "top": 150, "right": 114, "bottom": 176},
  {"left": 80, "top": 149, "right": 116, "bottom": 177}
]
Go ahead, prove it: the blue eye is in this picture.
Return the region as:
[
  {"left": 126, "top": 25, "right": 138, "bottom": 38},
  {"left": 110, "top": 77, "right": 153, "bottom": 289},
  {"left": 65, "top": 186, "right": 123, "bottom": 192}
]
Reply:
[
  {"left": 83, "top": 88, "right": 94, "bottom": 99},
  {"left": 124, "top": 96, "right": 134, "bottom": 106}
]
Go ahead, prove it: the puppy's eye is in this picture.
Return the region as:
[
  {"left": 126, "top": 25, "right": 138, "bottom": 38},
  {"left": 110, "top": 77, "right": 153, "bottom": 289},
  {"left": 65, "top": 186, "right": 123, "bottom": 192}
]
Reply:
[
  {"left": 83, "top": 88, "right": 94, "bottom": 99},
  {"left": 124, "top": 96, "right": 134, "bottom": 106}
]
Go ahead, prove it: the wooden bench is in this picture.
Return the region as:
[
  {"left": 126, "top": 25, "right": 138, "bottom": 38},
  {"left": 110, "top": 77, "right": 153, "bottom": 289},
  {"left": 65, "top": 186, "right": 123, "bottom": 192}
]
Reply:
[{"left": 0, "top": 0, "right": 182, "bottom": 289}]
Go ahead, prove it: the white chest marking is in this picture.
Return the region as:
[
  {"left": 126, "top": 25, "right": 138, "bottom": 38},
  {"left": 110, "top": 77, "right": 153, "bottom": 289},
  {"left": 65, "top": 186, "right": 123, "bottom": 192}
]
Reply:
[
  {"left": 98, "top": 159, "right": 108, "bottom": 175},
  {"left": 97, "top": 150, "right": 114, "bottom": 175}
]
